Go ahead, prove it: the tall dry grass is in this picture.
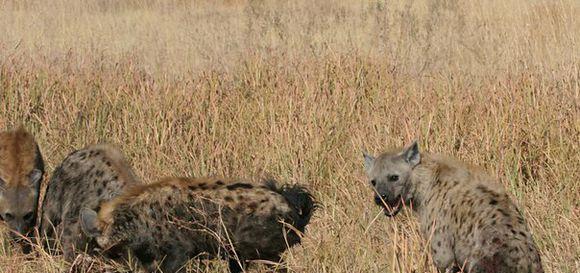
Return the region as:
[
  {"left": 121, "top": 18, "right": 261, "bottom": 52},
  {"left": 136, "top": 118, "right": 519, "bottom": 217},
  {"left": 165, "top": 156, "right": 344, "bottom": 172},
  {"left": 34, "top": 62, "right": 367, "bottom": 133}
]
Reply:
[{"left": 0, "top": 0, "right": 578, "bottom": 272}]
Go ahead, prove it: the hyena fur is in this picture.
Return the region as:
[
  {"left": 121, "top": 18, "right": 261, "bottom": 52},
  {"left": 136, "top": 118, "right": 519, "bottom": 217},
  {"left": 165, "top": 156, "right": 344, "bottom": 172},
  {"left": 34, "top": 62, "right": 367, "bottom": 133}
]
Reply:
[
  {"left": 363, "top": 141, "right": 543, "bottom": 273},
  {"left": 0, "top": 128, "right": 44, "bottom": 252},
  {"left": 80, "top": 177, "right": 317, "bottom": 273},
  {"left": 41, "top": 144, "right": 141, "bottom": 260}
]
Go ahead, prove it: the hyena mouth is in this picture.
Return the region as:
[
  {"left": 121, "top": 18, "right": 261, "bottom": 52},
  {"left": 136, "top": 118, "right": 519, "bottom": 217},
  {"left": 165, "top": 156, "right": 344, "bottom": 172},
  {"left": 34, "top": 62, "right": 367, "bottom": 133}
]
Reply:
[{"left": 374, "top": 195, "right": 403, "bottom": 217}]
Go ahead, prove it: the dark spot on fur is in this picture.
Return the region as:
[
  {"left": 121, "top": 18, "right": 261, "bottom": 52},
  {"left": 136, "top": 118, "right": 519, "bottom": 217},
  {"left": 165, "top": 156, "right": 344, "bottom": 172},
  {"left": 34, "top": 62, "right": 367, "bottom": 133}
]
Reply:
[
  {"left": 112, "top": 175, "right": 118, "bottom": 181},
  {"left": 188, "top": 185, "right": 197, "bottom": 191},
  {"left": 216, "top": 180, "right": 224, "bottom": 186},
  {"left": 224, "top": 196, "right": 234, "bottom": 202},
  {"left": 489, "top": 199, "right": 498, "bottom": 205},
  {"left": 498, "top": 209, "right": 510, "bottom": 217},
  {"left": 248, "top": 202, "right": 258, "bottom": 210},
  {"left": 226, "top": 183, "right": 253, "bottom": 190},
  {"left": 133, "top": 243, "right": 155, "bottom": 265},
  {"left": 260, "top": 198, "right": 269, "bottom": 203},
  {"left": 69, "top": 162, "right": 79, "bottom": 169},
  {"left": 97, "top": 188, "right": 103, "bottom": 195},
  {"left": 95, "top": 170, "right": 104, "bottom": 177},
  {"left": 105, "top": 161, "right": 112, "bottom": 167},
  {"left": 519, "top": 231, "right": 526, "bottom": 237},
  {"left": 437, "top": 241, "right": 441, "bottom": 247},
  {"left": 199, "top": 183, "right": 208, "bottom": 190}
]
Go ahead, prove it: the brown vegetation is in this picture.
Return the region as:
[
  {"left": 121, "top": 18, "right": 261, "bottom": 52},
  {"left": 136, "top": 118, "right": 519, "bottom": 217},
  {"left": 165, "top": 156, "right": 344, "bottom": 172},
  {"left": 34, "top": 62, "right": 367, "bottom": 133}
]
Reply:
[{"left": 0, "top": 0, "right": 578, "bottom": 272}]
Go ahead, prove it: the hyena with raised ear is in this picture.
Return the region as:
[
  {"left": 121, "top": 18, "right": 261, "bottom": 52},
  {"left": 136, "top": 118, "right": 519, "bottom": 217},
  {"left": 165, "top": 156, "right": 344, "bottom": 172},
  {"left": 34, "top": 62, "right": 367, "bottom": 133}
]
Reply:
[
  {"left": 40, "top": 144, "right": 141, "bottom": 260},
  {"left": 0, "top": 128, "right": 44, "bottom": 252},
  {"left": 363, "top": 141, "right": 543, "bottom": 273},
  {"left": 79, "top": 177, "right": 316, "bottom": 273}
]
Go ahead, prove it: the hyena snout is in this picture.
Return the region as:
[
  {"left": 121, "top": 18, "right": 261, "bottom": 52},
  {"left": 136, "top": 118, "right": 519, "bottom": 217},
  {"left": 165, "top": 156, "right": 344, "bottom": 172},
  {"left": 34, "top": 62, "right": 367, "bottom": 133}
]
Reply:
[
  {"left": 3, "top": 213, "right": 35, "bottom": 237},
  {"left": 374, "top": 193, "right": 401, "bottom": 207},
  {"left": 374, "top": 194, "right": 388, "bottom": 206},
  {"left": 374, "top": 193, "right": 403, "bottom": 217}
]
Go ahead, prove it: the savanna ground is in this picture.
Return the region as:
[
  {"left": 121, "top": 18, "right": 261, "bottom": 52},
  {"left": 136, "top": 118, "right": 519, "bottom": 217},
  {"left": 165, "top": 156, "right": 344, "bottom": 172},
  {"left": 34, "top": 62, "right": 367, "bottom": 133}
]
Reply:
[{"left": 0, "top": 0, "right": 578, "bottom": 272}]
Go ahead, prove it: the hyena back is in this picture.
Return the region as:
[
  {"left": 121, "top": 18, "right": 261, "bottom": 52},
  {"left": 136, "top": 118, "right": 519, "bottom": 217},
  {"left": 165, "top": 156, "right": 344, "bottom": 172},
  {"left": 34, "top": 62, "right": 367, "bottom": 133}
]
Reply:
[
  {"left": 0, "top": 128, "right": 44, "bottom": 249},
  {"left": 80, "top": 177, "right": 316, "bottom": 273},
  {"left": 363, "top": 141, "right": 543, "bottom": 273},
  {"left": 41, "top": 144, "right": 140, "bottom": 259}
]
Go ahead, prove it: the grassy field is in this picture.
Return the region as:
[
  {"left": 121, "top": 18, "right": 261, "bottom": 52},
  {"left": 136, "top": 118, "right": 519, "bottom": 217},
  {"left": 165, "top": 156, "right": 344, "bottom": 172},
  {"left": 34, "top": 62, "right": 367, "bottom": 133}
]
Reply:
[{"left": 0, "top": 0, "right": 578, "bottom": 272}]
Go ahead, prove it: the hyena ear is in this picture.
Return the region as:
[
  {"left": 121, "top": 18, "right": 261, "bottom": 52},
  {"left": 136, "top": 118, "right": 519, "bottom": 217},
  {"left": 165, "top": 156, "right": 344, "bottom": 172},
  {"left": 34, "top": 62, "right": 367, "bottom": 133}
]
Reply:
[
  {"left": 29, "top": 169, "right": 43, "bottom": 189},
  {"left": 363, "top": 152, "right": 375, "bottom": 174},
  {"left": 80, "top": 208, "right": 101, "bottom": 238},
  {"left": 402, "top": 140, "right": 421, "bottom": 167}
]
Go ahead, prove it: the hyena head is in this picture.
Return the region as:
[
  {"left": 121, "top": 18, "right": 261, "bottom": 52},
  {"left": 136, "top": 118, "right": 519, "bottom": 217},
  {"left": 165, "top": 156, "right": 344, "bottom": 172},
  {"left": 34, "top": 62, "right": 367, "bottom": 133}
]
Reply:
[
  {"left": 363, "top": 141, "right": 420, "bottom": 217},
  {"left": 0, "top": 129, "right": 44, "bottom": 238}
]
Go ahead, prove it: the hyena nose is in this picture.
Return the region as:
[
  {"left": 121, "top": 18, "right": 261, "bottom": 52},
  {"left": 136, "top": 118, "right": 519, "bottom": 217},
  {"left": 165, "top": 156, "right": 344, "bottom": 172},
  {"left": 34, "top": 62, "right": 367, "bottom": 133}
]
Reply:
[{"left": 374, "top": 195, "right": 387, "bottom": 205}]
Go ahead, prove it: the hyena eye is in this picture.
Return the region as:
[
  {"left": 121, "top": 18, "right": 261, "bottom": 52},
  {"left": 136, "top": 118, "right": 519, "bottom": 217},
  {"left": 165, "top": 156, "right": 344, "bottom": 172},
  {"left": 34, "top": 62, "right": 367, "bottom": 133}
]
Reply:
[
  {"left": 23, "top": 212, "right": 34, "bottom": 222},
  {"left": 4, "top": 213, "right": 14, "bottom": 221},
  {"left": 370, "top": 179, "right": 377, "bottom": 186},
  {"left": 388, "top": 175, "right": 400, "bottom": 182}
]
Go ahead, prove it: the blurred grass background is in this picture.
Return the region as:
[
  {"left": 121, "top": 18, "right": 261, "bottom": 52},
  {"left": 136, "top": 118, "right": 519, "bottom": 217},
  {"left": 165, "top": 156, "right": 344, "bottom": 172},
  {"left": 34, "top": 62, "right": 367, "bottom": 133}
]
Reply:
[{"left": 0, "top": 0, "right": 578, "bottom": 272}]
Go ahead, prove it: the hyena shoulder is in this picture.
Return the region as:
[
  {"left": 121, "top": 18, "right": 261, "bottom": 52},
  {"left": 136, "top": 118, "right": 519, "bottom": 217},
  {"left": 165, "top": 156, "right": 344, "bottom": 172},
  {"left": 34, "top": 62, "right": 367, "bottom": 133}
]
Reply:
[
  {"left": 41, "top": 143, "right": 140, "bottom": 259},
  {"left": 422, "top": 155, "right": 543, "bottom": 272}
]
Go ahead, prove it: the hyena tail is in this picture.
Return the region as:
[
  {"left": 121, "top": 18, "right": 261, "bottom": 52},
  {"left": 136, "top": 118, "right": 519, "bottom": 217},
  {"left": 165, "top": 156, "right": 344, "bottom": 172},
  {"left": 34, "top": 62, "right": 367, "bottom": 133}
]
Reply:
[{"left": 266, "top": 180, "right": 317, "bottom": 233}]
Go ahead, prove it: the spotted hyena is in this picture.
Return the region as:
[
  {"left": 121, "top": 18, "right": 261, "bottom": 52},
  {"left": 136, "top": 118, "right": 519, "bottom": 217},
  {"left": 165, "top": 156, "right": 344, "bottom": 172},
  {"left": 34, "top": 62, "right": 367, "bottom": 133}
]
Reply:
[
  {"left": 363, "top": 141, "right": 543, "bottom": 273},
  {"left": 80, "top": 177, "right": 316, "bottom": 273},
  {"left": 40, "top": 144, "right": 141, "bottom": 260},
  {"left": 0, "top": 128, "right": 44, "bottom": 252}
]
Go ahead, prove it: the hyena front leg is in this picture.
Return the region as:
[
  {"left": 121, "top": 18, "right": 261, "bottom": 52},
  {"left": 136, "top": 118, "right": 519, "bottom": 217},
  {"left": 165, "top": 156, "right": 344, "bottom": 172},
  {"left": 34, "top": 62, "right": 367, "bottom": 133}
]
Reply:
[{"left": 431, "top": 232, "right": 457, "bottom": 273}]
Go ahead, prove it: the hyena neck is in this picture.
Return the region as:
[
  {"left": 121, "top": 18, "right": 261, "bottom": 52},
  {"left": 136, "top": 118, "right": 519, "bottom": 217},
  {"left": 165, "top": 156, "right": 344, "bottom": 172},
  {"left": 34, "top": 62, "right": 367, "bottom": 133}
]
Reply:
[{"left": 408, "top": 154, "right": 440, "bottom": 214}]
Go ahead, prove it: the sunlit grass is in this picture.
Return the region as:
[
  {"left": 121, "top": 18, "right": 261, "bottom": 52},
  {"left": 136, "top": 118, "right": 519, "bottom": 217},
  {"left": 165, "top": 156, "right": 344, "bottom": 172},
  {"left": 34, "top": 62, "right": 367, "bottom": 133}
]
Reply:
[{"left": 0, "top": 0, "right": 578, "bottom": 272}]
